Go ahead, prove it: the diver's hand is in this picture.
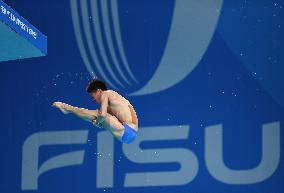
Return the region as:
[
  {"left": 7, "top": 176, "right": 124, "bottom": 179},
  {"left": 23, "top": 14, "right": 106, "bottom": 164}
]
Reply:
[{"left": 92, "top": 117, "right": 103, "bottom": 128}]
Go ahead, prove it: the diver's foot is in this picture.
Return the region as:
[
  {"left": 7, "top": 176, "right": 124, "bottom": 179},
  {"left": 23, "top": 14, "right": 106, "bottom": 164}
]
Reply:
[{"left": 52, "top": 102, "right": 72, "bottom": 114}]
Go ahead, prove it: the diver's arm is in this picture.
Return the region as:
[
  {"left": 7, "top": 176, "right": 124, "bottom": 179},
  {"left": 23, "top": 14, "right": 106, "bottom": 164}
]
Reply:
[{"left": 95, "top": 93, "right": 108, "bottom": 124}]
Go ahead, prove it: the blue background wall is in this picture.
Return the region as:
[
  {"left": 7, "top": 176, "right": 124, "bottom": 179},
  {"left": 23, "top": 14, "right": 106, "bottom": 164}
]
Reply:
[{"left": 0, "top": 0, "right": 283, "bottom": 193}]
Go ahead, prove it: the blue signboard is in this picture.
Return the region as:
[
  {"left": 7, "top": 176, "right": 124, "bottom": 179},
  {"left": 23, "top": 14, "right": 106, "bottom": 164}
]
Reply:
[{"left": 0, "top": 0, "right": 47, "bottom": 61}]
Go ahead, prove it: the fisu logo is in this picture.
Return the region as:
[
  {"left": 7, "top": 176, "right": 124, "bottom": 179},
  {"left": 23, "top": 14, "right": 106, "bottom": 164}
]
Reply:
[
  {"left": 21, "top": 122, "right": 280, "bottom": 190},
  {"left": 70, "top": 0, "right": 223, "bottom": 95}
]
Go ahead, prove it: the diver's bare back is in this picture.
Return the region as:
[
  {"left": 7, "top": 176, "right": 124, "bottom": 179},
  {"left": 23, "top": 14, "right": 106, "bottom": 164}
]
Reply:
[{"left": 104, "top": 90, "right": 138, "bottom": 129}]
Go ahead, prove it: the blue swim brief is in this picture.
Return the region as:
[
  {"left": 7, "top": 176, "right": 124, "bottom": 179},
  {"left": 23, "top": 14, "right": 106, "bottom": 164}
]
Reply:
[{"left": 121, "top": 123, "right": 137, "bottom": 144}]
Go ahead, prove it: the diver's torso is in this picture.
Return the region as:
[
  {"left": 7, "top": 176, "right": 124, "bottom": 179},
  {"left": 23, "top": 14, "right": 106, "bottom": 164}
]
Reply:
[{"left": 104, "top": 90, "right": 138, "bottom": 128}]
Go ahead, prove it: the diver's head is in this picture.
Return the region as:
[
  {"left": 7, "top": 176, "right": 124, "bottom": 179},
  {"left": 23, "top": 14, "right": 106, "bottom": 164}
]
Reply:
[{"left": 86, "top": 79, "right": 107, "bottom": 103}]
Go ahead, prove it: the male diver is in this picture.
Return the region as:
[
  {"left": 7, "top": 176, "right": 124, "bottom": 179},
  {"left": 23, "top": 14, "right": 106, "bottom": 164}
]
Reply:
[{"left": 52, "top": 79, "right": 139, "bottom": 144}]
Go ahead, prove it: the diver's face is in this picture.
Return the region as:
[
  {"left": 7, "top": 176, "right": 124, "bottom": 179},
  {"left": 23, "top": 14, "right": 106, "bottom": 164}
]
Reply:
[{"left": 91, "top": 89, "right": 102, "bottom": 103}]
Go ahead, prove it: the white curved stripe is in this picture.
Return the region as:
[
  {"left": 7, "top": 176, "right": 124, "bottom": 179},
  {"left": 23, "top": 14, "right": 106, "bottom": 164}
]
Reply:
[
  {"left": 100, "top": 0, "right": 133, "bottom": 86},
  {"left": 38, "top": 151, "right": 85, "bottom": 176},
  {"left": 111, "top": 0, "right": 139, "bottom": 83},
  {"left": 80, "top": 0, "right": 124, "bottom": 89},
  {"left": 71, "top": 0, "right": 117, "bottom": 89},
  {"left": 70, "top": 0, "right": 96, "bottom": 79},
  {"left": 129, "top": 0, "right": 224, "bottom": 96}
]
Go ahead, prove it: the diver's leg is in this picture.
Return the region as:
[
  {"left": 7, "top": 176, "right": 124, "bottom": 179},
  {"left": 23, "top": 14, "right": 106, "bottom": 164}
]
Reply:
[
  {"left": 52, "top": 102, "right": 126, "bottom": 141},
  {"left": 52, "top": 102, "right": 98, "bottom": 122},
  {"left": 96, "top": 113, "right": 125, "bottom": 141}
]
